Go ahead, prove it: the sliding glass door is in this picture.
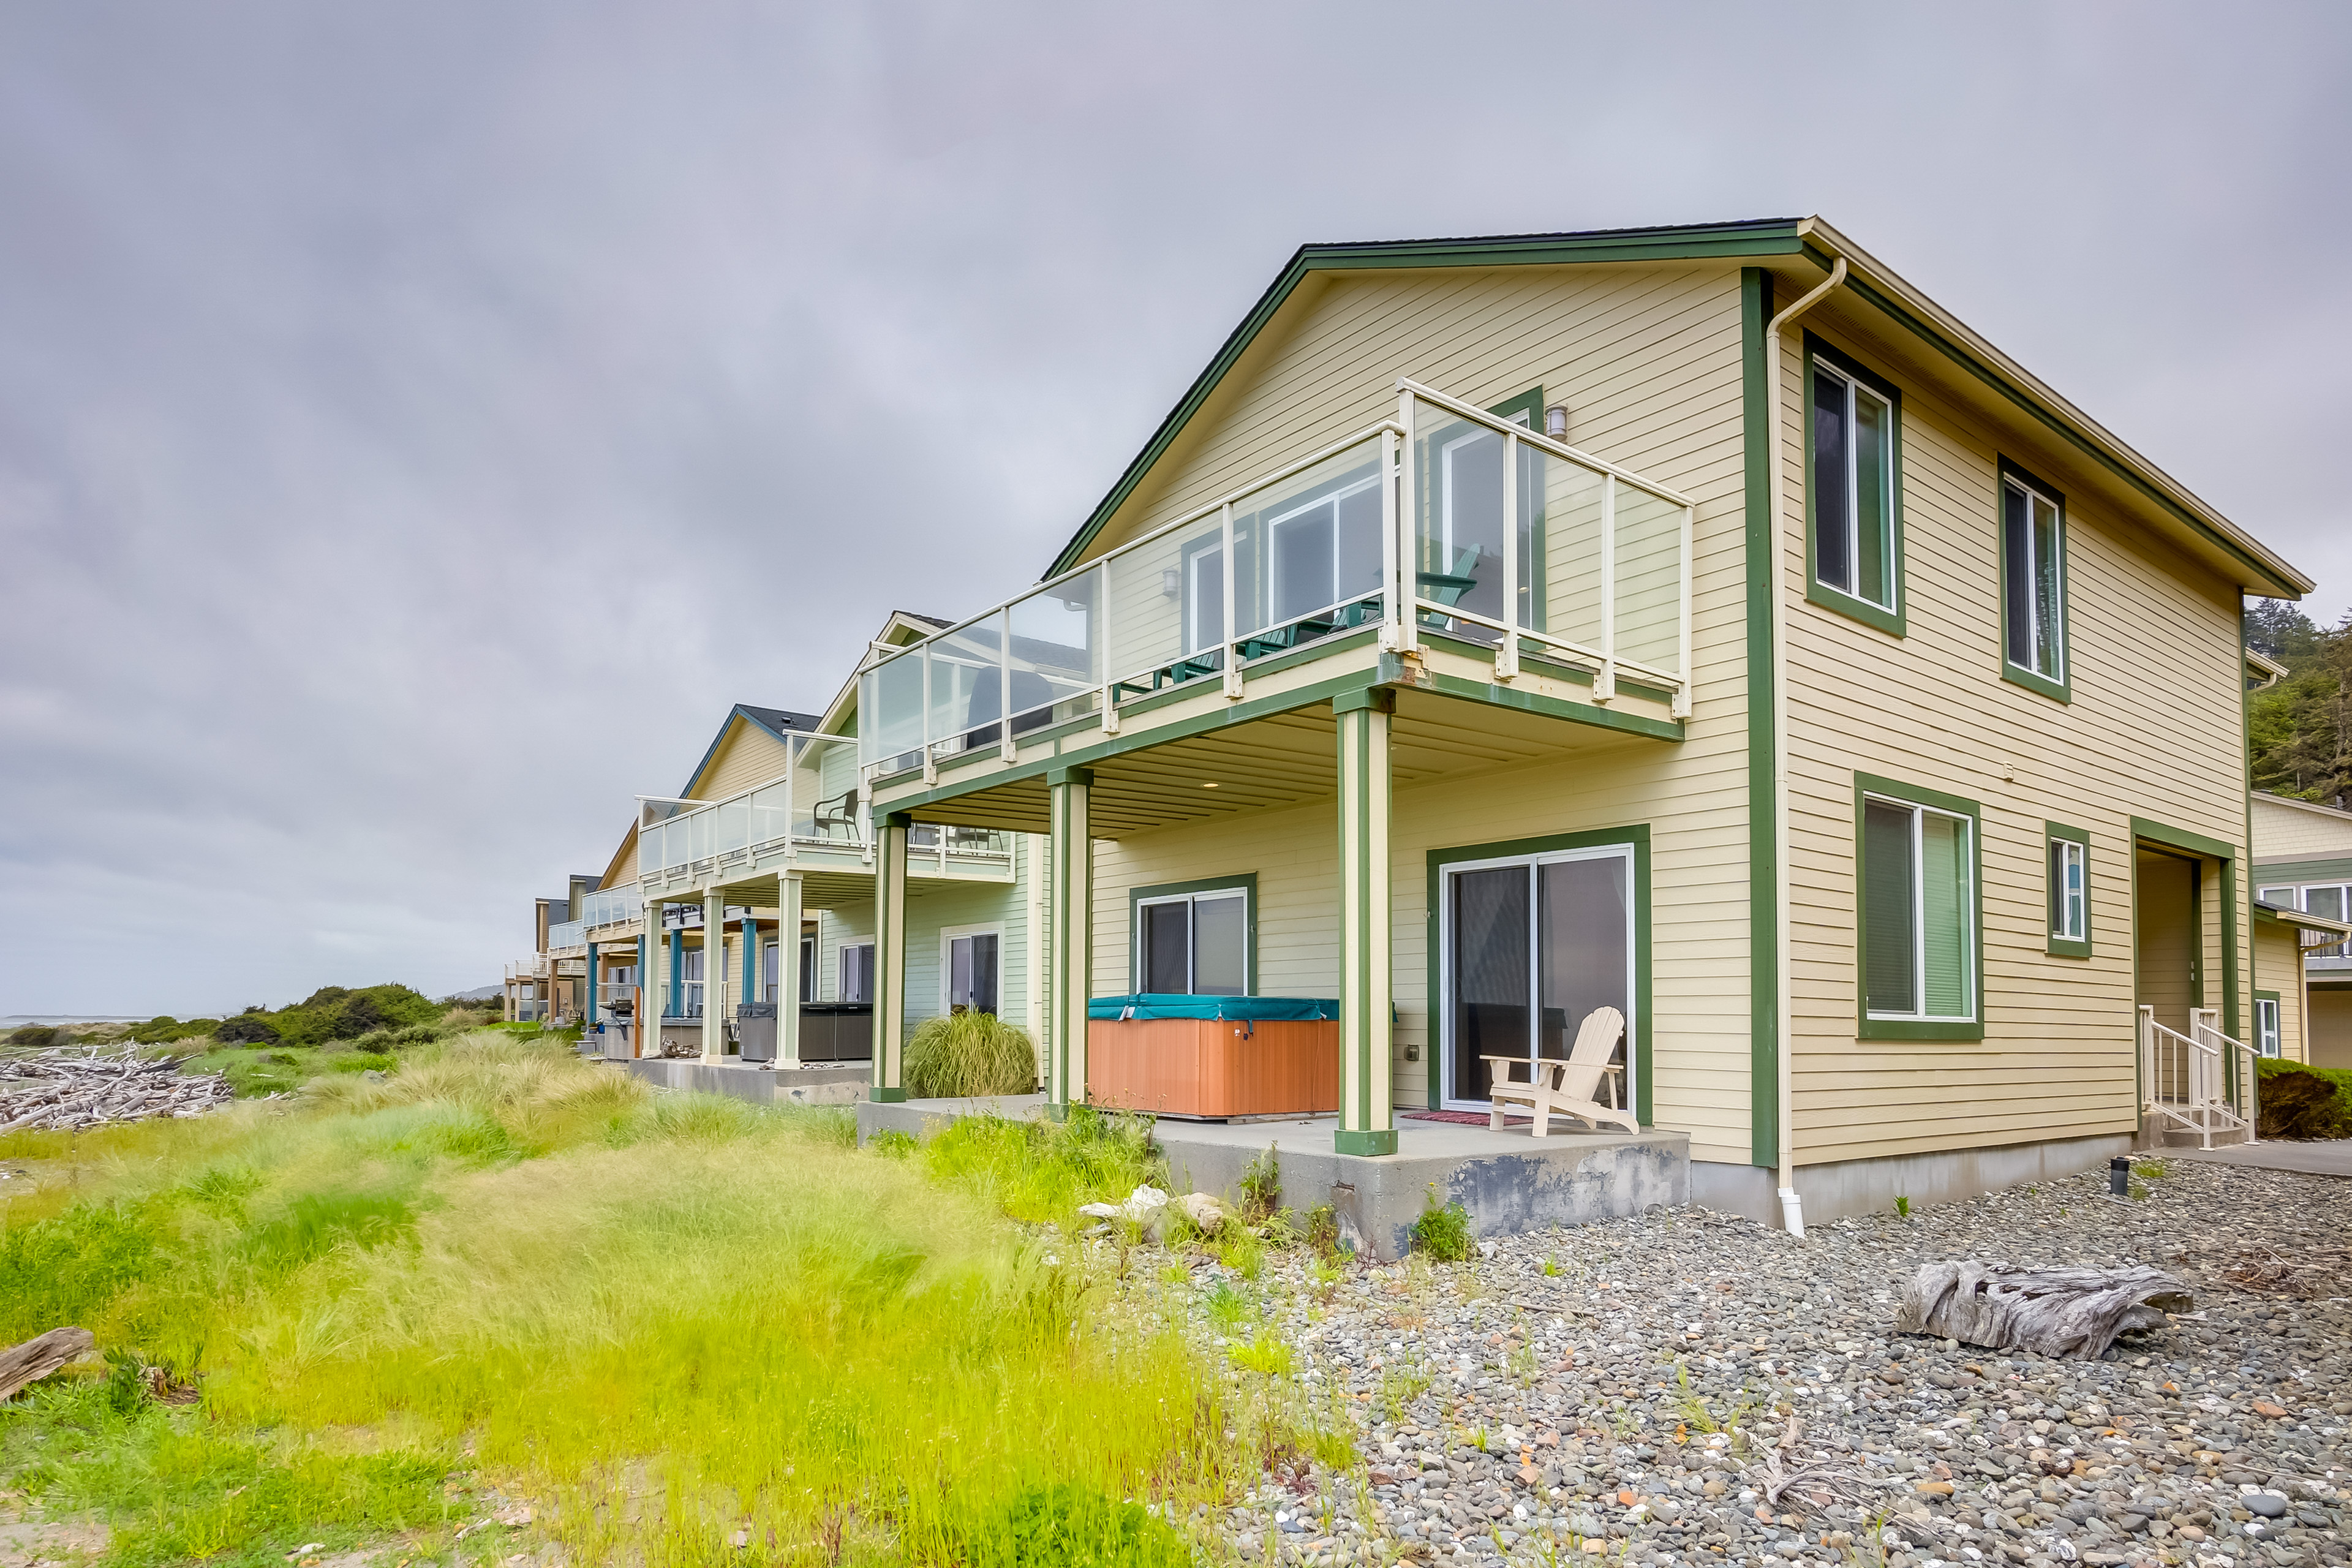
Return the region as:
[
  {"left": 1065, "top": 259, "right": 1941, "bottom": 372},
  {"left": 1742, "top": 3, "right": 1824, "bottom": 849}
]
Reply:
[{"left": 1441, "top": 845, "right": 1633, "bottom": 1111}]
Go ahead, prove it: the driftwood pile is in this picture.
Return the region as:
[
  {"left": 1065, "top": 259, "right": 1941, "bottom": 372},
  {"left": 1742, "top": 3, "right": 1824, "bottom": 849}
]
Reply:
[
  {"left": 0, "top": 1046, "right": 238, "bottom": 1133},
  {"left": 1896, "top": 1259, "right": 2192, "bottom": 1360},
  {"left": 0, "top": 1328, "right": 93, "bottom": 1403}
]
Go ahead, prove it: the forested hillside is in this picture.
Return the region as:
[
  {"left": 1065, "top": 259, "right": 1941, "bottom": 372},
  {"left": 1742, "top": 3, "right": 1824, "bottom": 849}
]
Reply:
[{"left": 2247, "top": 599, "right": 2352, "bottom": 807}]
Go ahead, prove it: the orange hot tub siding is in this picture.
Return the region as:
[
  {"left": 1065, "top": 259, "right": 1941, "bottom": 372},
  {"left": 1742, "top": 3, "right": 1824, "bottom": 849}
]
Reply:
[{"left": 1087, "top": 1017, "right": 1340, "bottom": 1118}]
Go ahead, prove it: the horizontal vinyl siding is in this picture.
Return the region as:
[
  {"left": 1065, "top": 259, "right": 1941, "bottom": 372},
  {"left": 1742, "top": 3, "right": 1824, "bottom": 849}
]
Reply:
[
  {"left": 1071, "top": 263, "right": 1758, "bottom": 1164},
  {"left": 695, "top": 722, "right": 793, "bottom": 802},
  {"left": 1781, "top": 323, "right": 2251, "bottom": 1166},
  {"left": 2251, "top": 796, "right": 2352, "bottom": 862},
  {"left": 2253, "top": 921, "right": 2306, "bottom": 1065}
]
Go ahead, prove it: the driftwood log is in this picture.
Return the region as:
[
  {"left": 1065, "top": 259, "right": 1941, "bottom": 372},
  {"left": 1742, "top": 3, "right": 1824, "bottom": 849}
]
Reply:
[
  {"left": 0, "top": 1327, "right": 96, "bottom": 1403},
  {"left": 0, "top": 1046, "right": 237, "bottom": 1133},
  {"left": 1895, "top": 1261, "right": 2191, "bottom": 1360}
]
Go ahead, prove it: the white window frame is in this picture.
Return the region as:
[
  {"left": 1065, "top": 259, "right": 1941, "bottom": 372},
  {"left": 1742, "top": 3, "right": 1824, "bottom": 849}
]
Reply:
[
  {"left": 2274, "top": 882, "right": 2350, "bottom": 958},
  {"left": 1863, "top": 794, "right": 1977, "bottom": 1025},
  {"left": 938, "top": 922, "right": 1006, "bottom": 1017},
  {"left": 1434, "top": 843, "right": 1638, "bottom": 1117},
  {"left": 2003, "top": 474, "right": 2067, "bottom": 684},
  {"left": 1265, "top": 472, "right": 1381, "bottom": 632},
  {"left": 2255, "top": 995, "right": 2282, "bottom": 1058},
  {"left": 1185, "top": 543, "right": 1222, "bottom": 655},
  {"left": 2049, "top": 837, "right": 2087, "bottom": 943},
  {"left": 1133, "top": 886, "right": 1251, "bottom": 994},
  {"left": 1812, "top": 362, "right": 1898, "bottom": 611},
  {"left": 840, "top": 943, "right": 875, "bottom": 1005}
]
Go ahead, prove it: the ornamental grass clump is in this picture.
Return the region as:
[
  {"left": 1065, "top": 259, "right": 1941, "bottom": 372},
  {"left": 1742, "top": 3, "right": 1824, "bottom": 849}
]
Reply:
[{"left": 903, "top": 1009, "right": 1039, "bottom": 1098}]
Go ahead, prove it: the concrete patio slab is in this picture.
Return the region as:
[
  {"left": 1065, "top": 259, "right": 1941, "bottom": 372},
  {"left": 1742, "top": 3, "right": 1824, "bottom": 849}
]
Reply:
[
  {"left": 2171, "top": 1139, "right": 2352, "bottom": 1177},
  {"left": 622, "top": 1058, "right": 870, "bottom": 1106},
  {"left": 855, "top": 1096, "right": 1689, "bottom": 1260}
]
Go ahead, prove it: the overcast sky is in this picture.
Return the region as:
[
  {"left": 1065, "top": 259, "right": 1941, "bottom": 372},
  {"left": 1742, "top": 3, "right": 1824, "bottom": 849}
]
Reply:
[{"left": 3, "top": 2, "right": 2346, "bottom": 1016}]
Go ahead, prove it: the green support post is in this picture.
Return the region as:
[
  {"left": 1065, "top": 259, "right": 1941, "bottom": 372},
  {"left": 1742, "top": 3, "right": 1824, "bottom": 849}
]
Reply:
[
  {"left": 1334, "top": 688, "right": 1397, "bottom": 1155},
  {"left": 872, "top": 814, "right": 910, "bottom": 1101},
  {"left": 1046, "top": 767, "right": 1096, "bottom": 1120}
]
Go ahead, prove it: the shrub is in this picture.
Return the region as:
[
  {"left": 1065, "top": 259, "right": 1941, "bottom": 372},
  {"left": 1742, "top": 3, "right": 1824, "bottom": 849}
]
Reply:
[
  {"left": 968, "top": 1481, "right": 1190, "bottom": 1568},
  {"left": 6, "top": 1024, "right": 65, "bottom": 1049},
  {"left": 2258, "top": 1064, "right": 2352, "bottom": 1140},
  {"left": 214, "top": 1016, "right": 281, "bottom": 1045},
  {"left": 904, "top": 1011, "right": 1038, "bottom": 1098},
  {"left": 1409, "top": 1186, "right": 1473, "bottom": 1262}
]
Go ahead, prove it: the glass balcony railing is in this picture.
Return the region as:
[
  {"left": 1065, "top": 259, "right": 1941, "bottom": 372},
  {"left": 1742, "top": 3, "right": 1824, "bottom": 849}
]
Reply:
[
  {"left": 859, "top": 378, "right": 1694, "bottom": 775},
  {"left": 545, "top": 919, "right": 586, "bottom": 949},
  {"left": 636, "top": 733, "right": 1014, "bottom": 882}
]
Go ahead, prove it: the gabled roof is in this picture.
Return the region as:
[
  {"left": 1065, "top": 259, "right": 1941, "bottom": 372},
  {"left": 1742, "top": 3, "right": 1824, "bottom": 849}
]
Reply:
[
  {"left": 678, "top": 704, "right": 823, "bottom": 799},
  {"left": 1044, "top": 216, "right": 2313, "bottom": 600}
]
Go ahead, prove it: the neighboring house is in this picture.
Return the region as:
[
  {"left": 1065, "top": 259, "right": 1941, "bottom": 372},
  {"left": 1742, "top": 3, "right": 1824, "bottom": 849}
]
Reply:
[
  {"left": 508, "top": 615, "right": 1046, "bottom": 1069},
  {"left": 850, "top": 216, "right": 2316, "bottom": 1227},
  {"left": 504, "top": 876, "right": 600, "bottom": 1024},
  {"left": 2252, "top": 790, "right": 2352, "bottom": 1069}
]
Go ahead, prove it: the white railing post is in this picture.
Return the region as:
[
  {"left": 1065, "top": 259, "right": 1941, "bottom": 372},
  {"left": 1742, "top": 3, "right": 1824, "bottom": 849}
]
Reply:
[
  {"left": 1097, "top": 560, "right": 1118, "bottom": 735},
  {"left": 1379, "top": 427, "right": 1401, "bottom": 653},
  {"left": 921, "top": 647, "right": 938, "bottom": 785},
  {"left": 1221, "top": 500, "right": 1241, "bottom": 699},
  {"left": 1498, "top": 429, "right": 1520, "bottom": 683},
  {"left": 1396, "top": 390, "right": 1419, "bottom": 655},
  {"left": 1596, "top": 474, "right": 1617, "bottom": 704},
  {"left": 782, "top": 738, "right": 797, "bottom": 862},
  {"left": 1675, "top": 502, "right": 1695, "bottom": 719}
]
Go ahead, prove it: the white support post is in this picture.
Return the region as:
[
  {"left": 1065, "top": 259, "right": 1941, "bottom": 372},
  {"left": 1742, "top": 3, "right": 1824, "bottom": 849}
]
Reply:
[
  {"left": 1379, "top": 427, "right": 1401, "bottom": 652},
  {"left": 1596, "top": 474, "right": 1617, "bottom": 704},
  {"left": 777, "top": 873, "right": 803, "bottom": 1069},
  {"left": 699, "top": 888, "right": 723, "bottom": 1064},
  {"left": 1221, "top": 500, "right": 1242, "bottom": 699},
  {"left": 1395, "top": 390, "right": 1419, "bottom": 655},
  {"left": 1024, "top": 832, "right": 1047, "bottom": 1087},
  {"left": 1674, "top": 501, "right": 1694, "bottom": 719},
  {"left": 1498, "top": 429, "right": 1520, "bottom": 683}
]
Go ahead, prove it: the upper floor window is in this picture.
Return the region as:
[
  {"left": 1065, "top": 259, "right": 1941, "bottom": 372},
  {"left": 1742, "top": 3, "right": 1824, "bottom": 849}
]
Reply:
[
  {"left": 2262, "top": 883, "right": 2348, "bottom": 959},
  {"left": 1806, "top": 336, "right": 1902, "bottom": 633},
  {"left": 1999, "top": 461, "right": 2069, "bottom": 701}
]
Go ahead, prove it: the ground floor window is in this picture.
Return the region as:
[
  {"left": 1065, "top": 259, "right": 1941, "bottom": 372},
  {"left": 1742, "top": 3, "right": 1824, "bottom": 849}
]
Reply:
[
  {"left": 944, "top": 927, "right": 1001, "bottom": 1014},
  {"left": 2255, "top": 993, "right": 2282, "bottom": 1058},
  {"left": 1438, "top": 842, "right": 1635, "bottom": 1112},
  {"left": 2046, "top": 824, "right": 2089, "bottom": 957},
  {"left": 1857, "top": 776, "right": 1980, "bottom": 1036},
  {"left": 1133, "top": 882, "right": 1250, "bottom": 994},
  {"left": 841, "top": 943, "right": 875, "bottom": 1004}
]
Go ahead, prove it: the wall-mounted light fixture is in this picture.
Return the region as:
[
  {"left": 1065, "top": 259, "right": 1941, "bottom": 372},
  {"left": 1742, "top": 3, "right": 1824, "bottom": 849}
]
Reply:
[
  {"left": 1161, "top": 568, "right": 1181, "bottom": 599},
  {"left": 1545, "top": 405, "right": 1569, "bottom": 441}
]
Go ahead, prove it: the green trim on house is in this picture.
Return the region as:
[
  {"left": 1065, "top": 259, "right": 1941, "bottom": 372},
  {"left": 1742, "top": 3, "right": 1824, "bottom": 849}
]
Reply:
[
  {"left": 1487, "top": 386, "right": 1544, "bottom": 429},
  {"left": 1047, "top": 770, "right": 1096, "bottom": 1112},
  {"left": 2130, "top": 815, "right": 2241, "bottom": 1044},
  {"left": 2251, "top": 856, "right": 2352, "bottom": 887},
  {"left": 1801, "top": 331, "right": 1907, "bottom": 638},
  {"left": 1421, "top": 824, "right": 1653, "bottom": 1123},
  {"left": 1996, "top": 457, "right": 2073, "bottom": 704},
  {"left": 1803, "top": 245, "right": 2305, "bottom": 599},
  {"left": 1047, "top": 221, "right": 1814, "bottom": 576},
  {"left": 1740, "top": 266, "right": 1779, "bottom": 1169},
  {"left": 871, "top": 815, "right": 911, "bottom": 1096},
  {"left": 1335, "top": 692, "right": 1397, "bottom": 1154},
  {"left": 2046, "top": 820, "right": 2094, "bottom": 960},
  {"left": 1854, "top": 772, "right": 1986, "bottom": 1042},
  {"left": 1125, "top": 873, "right": 1260, "bottom": 995}
]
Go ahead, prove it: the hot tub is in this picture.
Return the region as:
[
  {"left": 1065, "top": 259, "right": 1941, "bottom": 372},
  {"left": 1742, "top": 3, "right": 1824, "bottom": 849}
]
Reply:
[{"left": 1087, "top": 995, "right": 1340, "bottom": 1120}]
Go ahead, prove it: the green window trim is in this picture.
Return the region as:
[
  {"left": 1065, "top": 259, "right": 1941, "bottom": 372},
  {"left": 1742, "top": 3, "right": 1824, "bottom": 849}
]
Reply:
[
  {"left": 2253, "top": 989, "right": 2282, "bottom": 1059},
  {"left": 1125, "top": 873, "right": 1258, "bottom": 995},
  {"left": 1803, "top": 333, "right": 1907, "bottom": 636},
  {"left": 1997, "top": 456, "right": 2072, "bottom": 704},
  {"left": 2046, "top": 820, "right": 2093, "bottom": 959},
  {"left": 1854, "top": 772, "right": 1985, "bottom": 1042},
  {"left": 1423, "top": 824, "right": 1653, "bottom": 1125},
  {"left": 2129, "top": 815, "right": 2239, "bottom": 1043}
]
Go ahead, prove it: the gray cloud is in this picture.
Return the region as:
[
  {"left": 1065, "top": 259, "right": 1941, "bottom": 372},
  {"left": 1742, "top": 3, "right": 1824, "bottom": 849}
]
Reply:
[{"left": 3, "top": 0, "right": 2345, "bottom": 1012}]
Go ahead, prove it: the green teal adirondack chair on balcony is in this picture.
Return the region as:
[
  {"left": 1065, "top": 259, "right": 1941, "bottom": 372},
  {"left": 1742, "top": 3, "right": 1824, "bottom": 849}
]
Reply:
[{"left": 1415, "top": 546, "right": 1483, "bottom": 633}]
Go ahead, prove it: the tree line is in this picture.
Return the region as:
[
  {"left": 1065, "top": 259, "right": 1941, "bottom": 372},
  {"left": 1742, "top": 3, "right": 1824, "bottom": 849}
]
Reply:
[{"left": 2247, "top": 598, "right": 2352, "bottom": 807}]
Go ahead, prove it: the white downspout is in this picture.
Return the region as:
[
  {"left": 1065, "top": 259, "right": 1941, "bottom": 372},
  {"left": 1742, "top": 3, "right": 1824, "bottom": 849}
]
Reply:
[{"left": 1766, "top": 254, "right": 1845, "bottom": 1238}]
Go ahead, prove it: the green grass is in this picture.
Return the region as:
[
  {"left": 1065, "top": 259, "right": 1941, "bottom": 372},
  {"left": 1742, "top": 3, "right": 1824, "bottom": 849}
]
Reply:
[
  {"left": 167, "top": 1044, "right": 397, "bottom": 1098},
  {"left": 0, "top": 1033, "right": 1235, "bottom": 1566}
]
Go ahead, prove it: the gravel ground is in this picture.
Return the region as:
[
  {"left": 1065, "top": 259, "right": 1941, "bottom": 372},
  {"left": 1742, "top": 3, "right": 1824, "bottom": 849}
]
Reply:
[{"left": 1176, "top": 1158, "right": 2350, "bottom": 1567}]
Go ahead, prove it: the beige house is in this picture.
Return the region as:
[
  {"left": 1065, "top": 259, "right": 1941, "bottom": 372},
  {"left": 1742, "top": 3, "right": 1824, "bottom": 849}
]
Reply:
[
  {"left": 845, "top": 217, "right": 2317, "bottom": 1227},
  {"left": 2253, "top": 790, "right": 2352, "bottom": 1069}
]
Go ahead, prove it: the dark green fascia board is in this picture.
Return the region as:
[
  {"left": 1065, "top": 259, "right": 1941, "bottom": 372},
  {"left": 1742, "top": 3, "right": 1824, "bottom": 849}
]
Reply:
[
  {"left": 1740, "top": 266, "right": 1778, "bottom": 1170},
  {"left": 1996, "top": 456, "right": 2073, "bottom": 705},
  {"left": 1801, "top": 331, "right": 1908, "bottom": 639},
  {"left": 1126, "top": 872, "right": 1259, "bottom": 993},
  {"left": 1854, "top": 771, "right": 1986, "bottom": 1044},
  {"left": 2131, "top": 813, "right": 2241, "bottom": 1042},
  {"left": 1046, "top": 220, "right": 1812, "bottom": 578},
  {"left": 1424, "top": 824, "right": 1654, "bottom": 1123},
  {"left": 1794, "top": 241, "right": 2305, "bottom": 599},
  {"left": 2046, "top": 820, "right": 2093, "bottom": 960}
]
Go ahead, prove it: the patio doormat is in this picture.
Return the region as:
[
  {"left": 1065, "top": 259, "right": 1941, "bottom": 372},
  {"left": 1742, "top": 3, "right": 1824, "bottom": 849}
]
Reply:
[{"left": 1401, "top": 1109, "right": 1528, "bottom": 1126}]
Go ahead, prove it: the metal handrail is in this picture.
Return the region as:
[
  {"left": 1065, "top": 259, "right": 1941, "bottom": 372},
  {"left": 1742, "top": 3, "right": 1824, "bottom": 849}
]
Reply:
[{"left": 2139, "top": 1005, "right": 2259, "bottom": 1148}]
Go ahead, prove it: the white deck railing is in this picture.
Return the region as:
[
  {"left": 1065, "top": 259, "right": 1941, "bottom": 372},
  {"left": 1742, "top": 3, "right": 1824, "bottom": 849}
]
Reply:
[
  {"left": 2140, "top": 1005, "right": 2260, "bottom": 1148},
  {"left": 859, "top": 377, "right": 1695, "bottom": 778}
]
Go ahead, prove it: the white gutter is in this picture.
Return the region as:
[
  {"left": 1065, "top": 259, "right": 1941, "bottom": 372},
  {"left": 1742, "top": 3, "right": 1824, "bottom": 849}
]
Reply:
[{"left": 1766, "top": 255, "right": 1845, "bottom": 1239}]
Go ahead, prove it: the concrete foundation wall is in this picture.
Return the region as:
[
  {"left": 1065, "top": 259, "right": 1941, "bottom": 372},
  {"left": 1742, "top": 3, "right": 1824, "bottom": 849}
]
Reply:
[
  {"left": 1691, "top": 1131, "right": 2132, "bottom": 1229},
  {"left": 624, "top": 1059, "right": 870, "bottom": 1107}
]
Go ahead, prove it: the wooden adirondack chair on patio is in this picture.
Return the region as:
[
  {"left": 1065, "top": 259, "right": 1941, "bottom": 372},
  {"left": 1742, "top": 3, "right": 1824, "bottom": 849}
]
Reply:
[{"left": 1481, "top": 1006, "right": 1637, "bottom": 1137}]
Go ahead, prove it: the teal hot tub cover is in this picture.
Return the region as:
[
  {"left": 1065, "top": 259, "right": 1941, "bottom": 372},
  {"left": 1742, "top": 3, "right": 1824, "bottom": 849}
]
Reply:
[{"left": 1087, "top": 993, "right": 1340, "bottom": 1022}]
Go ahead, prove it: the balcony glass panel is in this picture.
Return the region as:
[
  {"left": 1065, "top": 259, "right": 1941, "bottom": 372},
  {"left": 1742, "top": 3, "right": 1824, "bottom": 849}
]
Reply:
[
  {"left": 1231, "top": 434, "right": 1385, "bottom": 650},
  {"left": 925, "top": 616, "right": 1005, "bottom": 757},
  {"left": 1106, "top": 522, "right": 1202, "bottom": 687},
  {"left": 1535, "top": 453, "right": 1605, "bottom": 654},
  {"left": 1613, "top": 484, "right": 1683, "bottom": 679},
  {"left": 688, "top": 809, "right": 713, "bottom": 864},
  {"left": 1411, "top": 401, "right": 1523, "bottom": 641},
  {"left": 1006, "top": 575, "right": 1100, "bottom": 731},
  {"left": 861, "top": 651, "right": 927, "bottom": 773},
  {"left": 747, "top": 782, "right": 790, "bottom": 846},
  {"left": 546, "top": 919, "right": 586, "bottom": 949}
]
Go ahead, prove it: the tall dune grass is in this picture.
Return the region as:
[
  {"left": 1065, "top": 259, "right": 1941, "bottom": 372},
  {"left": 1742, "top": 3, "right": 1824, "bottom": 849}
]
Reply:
[{"left": 0, "top": 1033, "right": 1231, "bottom": 1564}]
